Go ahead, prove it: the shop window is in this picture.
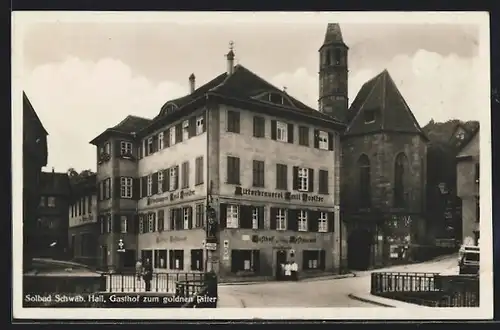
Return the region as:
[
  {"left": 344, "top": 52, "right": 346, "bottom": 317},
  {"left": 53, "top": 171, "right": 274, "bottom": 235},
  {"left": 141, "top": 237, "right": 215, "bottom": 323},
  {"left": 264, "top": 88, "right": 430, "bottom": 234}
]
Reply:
[
  {"left": 230, "top": 249, "right": 260, "bottom": 274},
  {"left": 169, "top": 250, "right": 184, "bottom": 270},
  {"left": 302, "top": 250, "right": 325, "bottom": 270},
  {"left": 154, "top": 249, "right": 167, "bottom": 269},
  {"left": 190, "top": 249, "right": 204, "bottom": 271}
]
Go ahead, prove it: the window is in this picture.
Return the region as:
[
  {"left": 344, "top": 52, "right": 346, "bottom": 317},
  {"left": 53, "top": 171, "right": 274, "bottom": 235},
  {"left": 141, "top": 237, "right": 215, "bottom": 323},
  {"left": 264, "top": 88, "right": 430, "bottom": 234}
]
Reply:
[
  {"left": 147, "top": 137, "right": 154, "bottom": 154},
  {"left": 105, "top": 179, "right": 111, "bottom": 199},
  {"left": 318, "top": 212, "right": 328, "bottom": 232},
  {"left": 139, "top": 217, "right": 144, "bottom": 234},
  {"left": 196, "top": 116, "right": 204, "bottom": 135},
  {"left": 318, "top": 131, "right": 329, "bottom": 150},
  {"left": 104, "top": 142, "right": 111, "bottom": 155},
  {"left": 169, "top": 126, "right": 176, "bottom": 146},
  {"left": 276, "top": 164, "right": 288, "bottom": 190},
  {"left": 158, "top": 171, "right": 163, "bottom": 194},
  {"left": 154, "top": 249, "right": 168, "bottom": 269},
  {"left": 303, "top": 250, "right": 325, "bottom": 270},
  {"left": 231, "top": 250, "right": 260, "bottom": 273},
  {"left": 106, "top": 215, "right": 112, "bottom": 233},
  {"left": 276, "top": 209, "right": 287, "bottom": 231},
  {"left": 157, "top": 210, "right": 165, "bottom": 231},
  {"left": 227, "top": 110, "right": 240, "bottom": 133},
  {"left": 394, "top": 153, "right": 409, "bottom": 208},
  {"left": 298, "top": 210, "right": 308, "bottom": 232},
  {"left": 195, "top": 203, "right": 204, "bottom": 228},
  {"left": 78, "top": 199, "right": 82, "bottom": 215},
  {"left": 170, "top": 166, "right": 179, "bottom": 190},
  {"left": 318, "top": 170, "right": 329, "bottom": 194},
  {"left": 120, "top": 177, "right": 133, "bottom": 198},
  {"left": 169, "top": 250, "right": 184, "bottom": 270},
  {"left": 226, "top": 204, "right": 239, "bottom": 229},
  {"left": 358, "top": 155, "right": 371, "bottom": 208},
  {"left": 299, "top": 126, "right": 309, "bottom": 146},
  {"left": 120, "top": 141, "right": 132, "bottom": 156},
  {"left": 475, "top": 163, "right": 479, "bottom": 184},
  {"left": 82, "top": 197, "right": 86, "bottom": 215},
  {"left": 158, "top": 132, "right": 164, "bottom": 150},
  {"left": 183, "top": 207, "right": 190, "bottom": 229},
  {"left": 147, "top": 175, "right": 153, "bottom": 196},
  {"left": 364, "top": 109, "right": 376, "bottom": 123},
  {"left": 227, "top": 156, "right": 240, "bottom": 184},
  {"left": 191, "top": 249, "right": 204, "bottom": 271},
  {"left": 298, "top": 167, "right": 309, "bottom": 192},
  {"left": 325, "top": 49, "right": 331, "bottom": 66},
  {"left": 181, "top": 161, "right": 190, "bottom": 189},
  {"left": 182, "top": 120, "right": 189, "bottom": 140},
  {"left": 334, "top": 49, "right": 341, "bottom": 65},
  {"left": 172, "top": 208, "right": 183, "bottom": 230},
  {"left": 276, "top": 121, "right": 288, "bottom": 142},
  {"left": 195, "top": 156, "right": 204, "bottom": 185},
  {"left": 48, "top": 197, "right": 56, "bottom": 207},
  {"left": 253, "top": 116, "right": 265, "bottom": 138},
  {"left": 148, "top": 213, "right": 155, "bottom": 232},
  {"left": 120, "top": 215, "right": 128, "bottom": 233},
  {"left": 40, "top": 196, "right": 46, "bottom": 207},
  {"left": 251, "top": 208, "right": 260, "bottom": 230},
  {"left": 252, "top": 160, "right": 265, "bottom": 187}
]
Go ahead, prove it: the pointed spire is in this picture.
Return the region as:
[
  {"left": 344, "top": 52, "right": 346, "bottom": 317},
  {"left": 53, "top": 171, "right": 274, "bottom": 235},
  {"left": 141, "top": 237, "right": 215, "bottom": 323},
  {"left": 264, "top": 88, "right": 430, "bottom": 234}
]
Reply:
[{"left": 323, "top": 23, "right": 345, "bottom": 46}]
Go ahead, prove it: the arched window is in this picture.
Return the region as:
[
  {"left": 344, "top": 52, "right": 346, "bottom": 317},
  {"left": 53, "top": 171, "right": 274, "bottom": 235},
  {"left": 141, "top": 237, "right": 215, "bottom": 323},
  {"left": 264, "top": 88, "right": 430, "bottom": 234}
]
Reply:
[
  {"left": 335, "top": 49, "right": 341, "bottom": 65},
  {"left": 394, "top": 153, "right": 409, "bottom": 207},
  {"left": 358, "top": 154, "right": 371, "bottom": 208},
  {"left": 325, "top": 50, "right": 331, "bottom": 66}
]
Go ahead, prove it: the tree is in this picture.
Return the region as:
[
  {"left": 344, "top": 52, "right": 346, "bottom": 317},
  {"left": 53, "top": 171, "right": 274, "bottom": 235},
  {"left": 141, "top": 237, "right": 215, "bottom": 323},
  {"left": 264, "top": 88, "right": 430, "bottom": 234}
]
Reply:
[{"left": 67, "top": 168, "right": 96, "bottom": 185}]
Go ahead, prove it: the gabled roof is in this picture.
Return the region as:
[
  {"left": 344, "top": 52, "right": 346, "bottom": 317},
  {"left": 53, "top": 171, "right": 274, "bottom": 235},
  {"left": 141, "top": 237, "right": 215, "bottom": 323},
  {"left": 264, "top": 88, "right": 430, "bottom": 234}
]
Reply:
[
  {"left": 40, "top": 171, "right": 71, "bottom": 195},
  {"left": 455, "top": 122, "right": 480, "bottom": 154},
  {"left": 345, "top": 69, "right": 427, "bottom": 139},
  {"left": 23, "top": 92, "right": 48, "bottom": 136},
  {"left": 112, "top": 115, "right": 152, "bottom": 133},
  {"left": 321, "top": 23, "right": 347, "bottom": 47}
]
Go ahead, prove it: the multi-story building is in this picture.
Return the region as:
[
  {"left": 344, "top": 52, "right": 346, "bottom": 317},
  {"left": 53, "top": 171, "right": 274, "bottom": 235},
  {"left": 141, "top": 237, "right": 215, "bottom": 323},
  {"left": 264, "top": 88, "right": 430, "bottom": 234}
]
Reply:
[
  {"left": 332, "top": 25, "right": 429, "bottom": 270},
  {"left": 23, "top": 92, "right": 48, "bottom": 270},
  {"left": 91, "top": 44, "right": 345, "bottom": 279},
  {"left": 456, "top": 124, "right": 480, "bottom": 246},
  {"left": 37, "top": 169, "right": 71, "bottom": 259},
  {"left": 68, "top": 174, "right": 99, "bottom": 266}
]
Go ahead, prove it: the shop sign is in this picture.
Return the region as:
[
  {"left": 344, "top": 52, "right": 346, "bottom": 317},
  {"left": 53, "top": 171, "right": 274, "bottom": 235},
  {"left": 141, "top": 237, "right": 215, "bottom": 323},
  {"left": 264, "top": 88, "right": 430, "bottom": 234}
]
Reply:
[
  {"left": 234, "top": 186, "right": 326, "bottom": 203},
  {"left": 147, "top": 189, "right": 196, "bottom": 205},
  {"left": 251, "top": 235, "right": 317, "bottom": 244},
  {"left": 205, "top": 242, "right": 217, "bottom": 251},
  {"left": 117, "top": 239, "right": 125, "bottom": 253},
  {"left": 156, "top": 235, "right": 187, "bottom": 244}
]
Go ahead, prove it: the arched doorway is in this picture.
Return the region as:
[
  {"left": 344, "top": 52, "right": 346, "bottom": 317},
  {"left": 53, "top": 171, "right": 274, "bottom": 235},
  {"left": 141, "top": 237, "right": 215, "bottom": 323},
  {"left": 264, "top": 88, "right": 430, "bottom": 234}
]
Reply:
[{"left": 347, "top": 229, "right": 372, "bottom": 270}]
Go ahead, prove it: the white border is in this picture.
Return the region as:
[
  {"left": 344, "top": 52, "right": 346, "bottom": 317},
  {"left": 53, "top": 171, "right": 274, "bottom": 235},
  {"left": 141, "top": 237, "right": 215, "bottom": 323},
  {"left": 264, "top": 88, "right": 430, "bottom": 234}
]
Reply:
[{"left": 12, "top": 11, "right": 492, "bottom": 320}]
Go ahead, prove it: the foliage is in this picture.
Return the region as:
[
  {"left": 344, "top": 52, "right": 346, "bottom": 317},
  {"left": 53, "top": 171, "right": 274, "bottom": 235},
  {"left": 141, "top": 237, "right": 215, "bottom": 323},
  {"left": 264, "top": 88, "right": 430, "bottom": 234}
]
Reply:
[{"left": 67, "top": 167, "right": 95, "bottom": 186}]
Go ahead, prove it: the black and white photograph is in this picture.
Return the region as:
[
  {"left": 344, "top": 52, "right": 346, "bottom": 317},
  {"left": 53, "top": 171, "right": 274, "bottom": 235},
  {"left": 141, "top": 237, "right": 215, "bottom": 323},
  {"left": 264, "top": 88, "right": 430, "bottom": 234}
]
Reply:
[{"left": 12, "top": 11, "right": 492, "bottom": 320}]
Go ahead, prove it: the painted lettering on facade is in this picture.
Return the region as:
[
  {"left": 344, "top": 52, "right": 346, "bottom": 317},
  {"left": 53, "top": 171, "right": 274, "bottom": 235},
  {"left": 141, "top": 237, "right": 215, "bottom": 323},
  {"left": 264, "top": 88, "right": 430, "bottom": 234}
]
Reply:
[
  {"left": 155, "top": 235, "right": 188, "bottom": 244},
  {"left": 251, "top": 235, "right": 317, "bottom": 244},
  {"left": 147, "top": 189, "right": 196, "bottom": 206},
  {"left": 235, "top": 187, "right": 325, "bottom": 203}
]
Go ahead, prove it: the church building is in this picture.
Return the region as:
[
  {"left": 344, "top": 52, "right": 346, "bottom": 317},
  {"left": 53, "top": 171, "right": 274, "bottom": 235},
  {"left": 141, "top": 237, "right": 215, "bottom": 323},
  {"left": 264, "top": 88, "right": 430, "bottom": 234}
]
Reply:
[{"left": 319, "top": 24, "right": 429, "bottom": 270}]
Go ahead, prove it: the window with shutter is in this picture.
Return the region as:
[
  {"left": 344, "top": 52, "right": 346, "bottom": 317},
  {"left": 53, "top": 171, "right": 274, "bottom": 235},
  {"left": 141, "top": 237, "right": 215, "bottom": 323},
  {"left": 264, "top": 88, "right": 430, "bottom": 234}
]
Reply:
[
  {"left": 299, "top": 126, "right": 309, "bottom": 146},
  {"left": 298, "top": 210, "right": 308, "bottom": 232},
  {"left": 308, "top": 168, "right": 314, "bottom": 192},
  {"left": 287, "top": 123, "right": 294, "bottom": 143},
  {"left": 318, "top": 170, "right": 329, "bottom": 194}
]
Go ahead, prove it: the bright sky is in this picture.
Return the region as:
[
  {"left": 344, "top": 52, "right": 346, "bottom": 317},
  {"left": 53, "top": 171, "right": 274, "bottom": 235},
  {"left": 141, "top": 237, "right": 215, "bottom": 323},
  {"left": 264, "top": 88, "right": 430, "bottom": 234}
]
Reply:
[{"left": 17, "top": 13, "right": 486, "bottom": 173}]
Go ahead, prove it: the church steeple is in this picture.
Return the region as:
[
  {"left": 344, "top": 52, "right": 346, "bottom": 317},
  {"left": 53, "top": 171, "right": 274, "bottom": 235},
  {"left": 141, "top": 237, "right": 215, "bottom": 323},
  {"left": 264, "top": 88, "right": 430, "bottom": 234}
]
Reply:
[{"left": 318, "top": 23, "right": 349, "bottom": 123}]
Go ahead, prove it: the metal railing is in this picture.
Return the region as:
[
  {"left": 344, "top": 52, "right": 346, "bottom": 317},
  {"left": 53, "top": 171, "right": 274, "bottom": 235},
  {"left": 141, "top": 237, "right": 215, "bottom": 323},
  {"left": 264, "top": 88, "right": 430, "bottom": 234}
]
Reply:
[
  {"left": 176, "top": 272, "right": 218, "bottom": 308},
  {"left": 103, "top": 272, "right": 204, "bottom": 293},
  {"left": 371, "top": 272, "right": 479, "bottom": 307}
]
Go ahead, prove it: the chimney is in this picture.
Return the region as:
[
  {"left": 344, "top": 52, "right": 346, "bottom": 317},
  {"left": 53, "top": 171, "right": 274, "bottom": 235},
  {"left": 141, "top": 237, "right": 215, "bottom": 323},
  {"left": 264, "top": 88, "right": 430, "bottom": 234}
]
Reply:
[
  {"left": 226, "top": 41, "right": 235, "bottom": 75},
  {"left": 189, "top": 73, "right": 196, "bottom": 93}
]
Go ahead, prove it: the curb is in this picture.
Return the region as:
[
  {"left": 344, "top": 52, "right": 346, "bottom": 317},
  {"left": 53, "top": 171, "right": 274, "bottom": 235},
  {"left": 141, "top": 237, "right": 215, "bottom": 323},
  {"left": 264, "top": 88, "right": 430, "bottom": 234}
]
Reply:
[
  {"left": 347, "top": 293, "right": 395, "bottom": 308},
  {"left": 219, "top": 273, "right": 356, "bottom": 286}
]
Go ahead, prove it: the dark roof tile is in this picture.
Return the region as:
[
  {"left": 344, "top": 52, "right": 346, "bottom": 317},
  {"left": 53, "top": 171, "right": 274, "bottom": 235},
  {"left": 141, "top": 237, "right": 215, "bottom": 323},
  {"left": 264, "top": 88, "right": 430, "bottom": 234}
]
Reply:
[
  {"left": 111, "top": 115, "right": 152, "bottom": 133},
  {"left": 40, "top": 172, "right": 71, "bottom": 195}
]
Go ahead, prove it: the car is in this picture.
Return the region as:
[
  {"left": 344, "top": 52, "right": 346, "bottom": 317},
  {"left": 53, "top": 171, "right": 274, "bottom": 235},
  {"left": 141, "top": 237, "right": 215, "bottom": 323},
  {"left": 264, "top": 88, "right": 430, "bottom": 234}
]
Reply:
[{"left": 458, "top": 245, "right": 480, "bottom": 275}]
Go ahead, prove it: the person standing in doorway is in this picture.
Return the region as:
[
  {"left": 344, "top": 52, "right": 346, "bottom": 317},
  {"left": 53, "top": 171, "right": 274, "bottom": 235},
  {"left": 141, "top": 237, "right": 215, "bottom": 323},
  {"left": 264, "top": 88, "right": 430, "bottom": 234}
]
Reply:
[
  {"left": 291, "top": 260, "right": 298, "bottom": 281},
  {"left": 284, "top": 261, "right": 292, "bottom": 281},
  {"left": 143, "top": 258, "right": 153, "bottom": 292},
  {"left": 135, "top": 259, "right": 142, "bottom": 281}
]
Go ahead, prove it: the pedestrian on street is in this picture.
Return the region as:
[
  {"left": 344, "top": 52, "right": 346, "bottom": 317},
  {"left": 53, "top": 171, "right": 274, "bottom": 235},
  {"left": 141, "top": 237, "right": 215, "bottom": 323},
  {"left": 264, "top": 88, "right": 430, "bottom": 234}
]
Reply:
[
  {"left": 284, "top": 261, "right": 292, "bottom": 281},
  {"left": 142, "top": 258, "right": 153, "bottom": 292},
  {"left": 135, "top": 259, "right": 142, "bottom": 281},
  {"left": 291, "top": 260, "right": 298, "bottom": 281}
]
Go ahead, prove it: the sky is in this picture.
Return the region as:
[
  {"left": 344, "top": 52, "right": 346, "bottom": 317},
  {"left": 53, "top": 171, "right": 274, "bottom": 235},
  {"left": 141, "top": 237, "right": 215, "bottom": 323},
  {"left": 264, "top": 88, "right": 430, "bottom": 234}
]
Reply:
[{"left": 18, "top": 15, "right": 484, "bottom": 173}]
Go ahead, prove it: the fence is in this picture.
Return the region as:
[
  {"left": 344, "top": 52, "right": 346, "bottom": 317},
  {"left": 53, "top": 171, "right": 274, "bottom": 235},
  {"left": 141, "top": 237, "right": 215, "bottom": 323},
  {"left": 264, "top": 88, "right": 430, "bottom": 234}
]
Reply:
[
  {"left": 371, "top": 272, "right": 479, "bottom": 307},
  {"left": 103, "top": 272, "right": 205, "bottom": 293},
  {"left": 176, "top": 272, "right": 218, "bottom": 308}
]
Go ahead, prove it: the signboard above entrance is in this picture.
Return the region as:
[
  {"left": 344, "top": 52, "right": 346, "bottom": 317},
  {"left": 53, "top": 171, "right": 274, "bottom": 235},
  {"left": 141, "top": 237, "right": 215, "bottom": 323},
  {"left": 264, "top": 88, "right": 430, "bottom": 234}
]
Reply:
[
  {"left": 234, "top": 187, "right": 326, "bottom": 203},
  {"left": 147, "top": 189, "right": 196, "bottom": 206}
]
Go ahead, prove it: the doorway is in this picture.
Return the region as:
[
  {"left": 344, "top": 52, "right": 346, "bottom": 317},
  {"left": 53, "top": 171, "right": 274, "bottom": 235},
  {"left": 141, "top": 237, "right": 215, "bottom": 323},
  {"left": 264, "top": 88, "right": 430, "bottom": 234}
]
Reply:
[
  {"left": 347, "top": 229, "right": 372, "bottom": 270},
  {"left": 275, "top": 249, "right": 287, "bottom": 280}
]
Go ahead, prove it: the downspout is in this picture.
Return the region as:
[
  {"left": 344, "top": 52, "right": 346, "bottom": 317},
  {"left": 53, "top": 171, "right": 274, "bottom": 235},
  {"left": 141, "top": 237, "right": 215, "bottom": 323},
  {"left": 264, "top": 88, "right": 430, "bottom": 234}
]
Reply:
[{"left": 204, "top": 95, "right": 210, "bottom": 273}]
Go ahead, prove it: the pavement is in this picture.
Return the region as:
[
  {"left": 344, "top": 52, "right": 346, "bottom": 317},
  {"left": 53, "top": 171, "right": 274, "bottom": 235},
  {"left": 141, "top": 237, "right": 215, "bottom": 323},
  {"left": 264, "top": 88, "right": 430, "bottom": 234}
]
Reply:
[{"left": 217, "top": 254, "right": 459, "bottom": 308}]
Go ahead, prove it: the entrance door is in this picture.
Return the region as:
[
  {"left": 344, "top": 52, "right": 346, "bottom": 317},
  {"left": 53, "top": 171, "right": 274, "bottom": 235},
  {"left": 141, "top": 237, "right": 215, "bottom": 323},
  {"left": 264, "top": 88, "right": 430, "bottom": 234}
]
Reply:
[
  {"left": 101, "top": 245, "right": 108, "bottom": 269},
  {"left": 276, "top": 250, "right": 287, "bottom": 280},
  {"left": 347, "top": 230, "right": 372, "bottom": 270}
]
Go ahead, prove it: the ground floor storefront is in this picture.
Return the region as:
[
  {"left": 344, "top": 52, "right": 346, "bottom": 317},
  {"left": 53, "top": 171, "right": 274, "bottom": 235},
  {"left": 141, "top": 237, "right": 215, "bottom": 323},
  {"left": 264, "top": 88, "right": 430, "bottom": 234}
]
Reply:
[
  {"left": 345, "top": 212, "right": 426, "bottom": 270},
  {"left": 68, "top": 223, "right": 100, "bottom": 266}
]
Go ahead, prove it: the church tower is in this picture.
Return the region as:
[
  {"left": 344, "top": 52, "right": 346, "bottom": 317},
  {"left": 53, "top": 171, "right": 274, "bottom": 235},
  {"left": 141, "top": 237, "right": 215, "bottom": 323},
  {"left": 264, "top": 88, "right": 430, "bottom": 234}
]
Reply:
[{"left": 318, "top": 23, "right": 349, "bottom": 123}]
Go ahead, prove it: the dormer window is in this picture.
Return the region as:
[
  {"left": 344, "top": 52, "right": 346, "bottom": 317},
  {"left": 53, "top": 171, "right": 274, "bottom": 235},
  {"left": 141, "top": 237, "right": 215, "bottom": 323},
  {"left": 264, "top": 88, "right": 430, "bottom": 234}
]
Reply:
[
  {"left": 160, "top": 102, "right": 178, "bottom": 116},
  {"left": 364, "top": 109, "right": 376, "bottom": 124},
  {"left": 254, "top": 92, "right": 294, "bottom": 107}
]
